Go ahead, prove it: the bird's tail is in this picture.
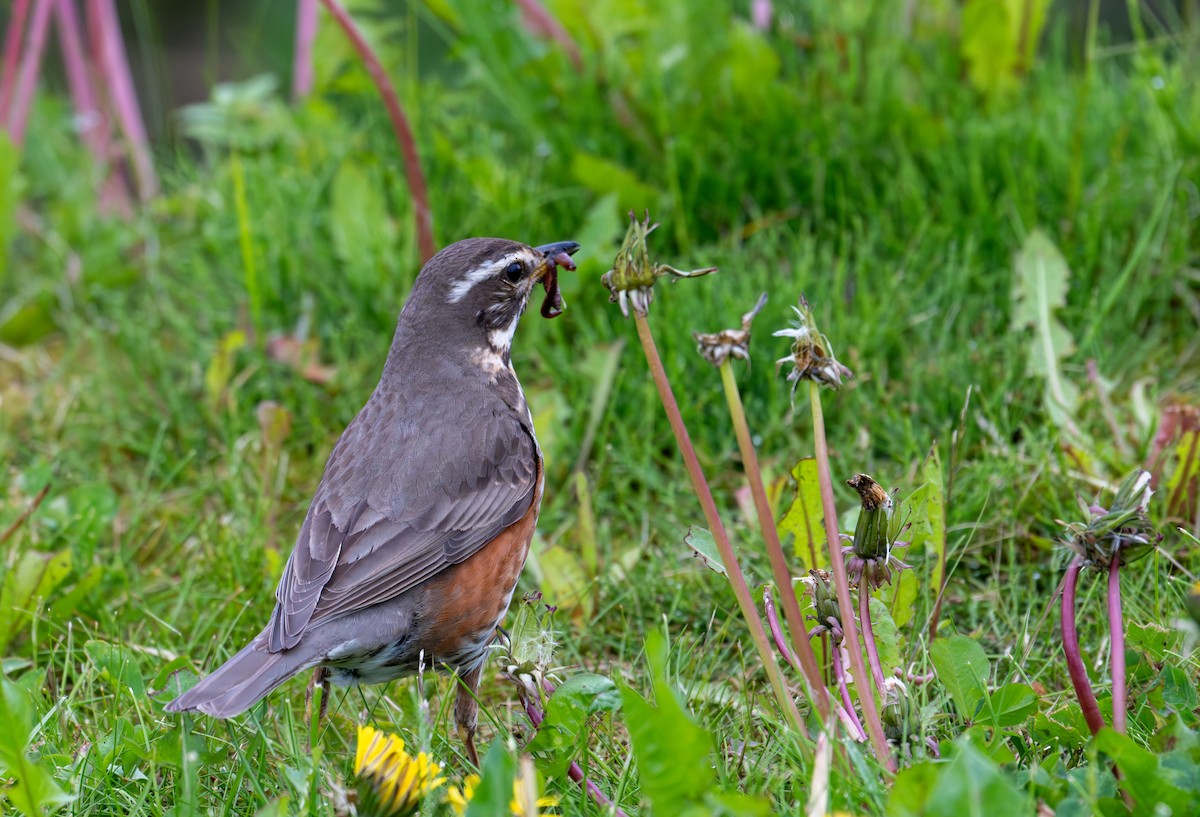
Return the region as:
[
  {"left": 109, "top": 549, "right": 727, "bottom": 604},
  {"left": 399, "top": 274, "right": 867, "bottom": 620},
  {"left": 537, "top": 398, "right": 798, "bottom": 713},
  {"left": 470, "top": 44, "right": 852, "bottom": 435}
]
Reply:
[{"left": 164, "top": 631, "right": 316, "bottom": 718}]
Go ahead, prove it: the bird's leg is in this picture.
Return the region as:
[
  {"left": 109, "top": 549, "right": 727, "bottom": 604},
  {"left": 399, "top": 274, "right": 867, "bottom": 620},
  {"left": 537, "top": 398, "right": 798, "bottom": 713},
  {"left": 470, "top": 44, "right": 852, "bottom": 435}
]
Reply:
[
  {"left": 454, "top": 663, "right": 484, "bottom": 767},
  {"left": 305, "top": 665, "right": 330, "bottom": 749}
]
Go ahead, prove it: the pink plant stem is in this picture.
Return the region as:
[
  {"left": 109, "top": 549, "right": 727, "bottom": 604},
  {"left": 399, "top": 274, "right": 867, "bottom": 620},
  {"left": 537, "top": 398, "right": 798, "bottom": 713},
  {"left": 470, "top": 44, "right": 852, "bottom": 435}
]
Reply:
[
  {"left": 520, "top": 686, "right": 629, "bottom": 817},
  {"left": 52, "top": 0, "right": 104, "bottom": 155},
  {"left": 1062, "top": 557, "right": 1105, "bottom": 736},
  {"left": 6, "top": 0, "right": 52, "bottom": 145},
  {"left": 859, "top": 585, "right": 888, "bottom": 697},
  {"left": 808, "top": 381, "right": 894, "bottom": 771},
  {"left": 514, "top": 0, "right": 582, "bottom": 71},
  {"left": 0, "top": 0, "right": 31, "bottom": 116},
  {"left": 764, "top": 587, "right": 800, "bottom": 671},
  {"left": 88, "top": 0, "right": 157, "bottom": 200},
  {"left": 634, "top": 312, "right": 809, "bottom": 739},
  {"left": 830, "top": 643, "right": 867, "bottom": 742},
  {"left": 319, "top": 0, "right": 435, "bottom": 262},
  {"left": 292, "top": 0, "right": 318, "bottom": 100},
  {"left": 723, "top": 362, "right": 831, "bottom": 723},
  {"left": 52, "top": 0, "right": 129, "bottom": 214},
  {"left": 1108, "top": 555, "right": 1127, "bottom": 733}
]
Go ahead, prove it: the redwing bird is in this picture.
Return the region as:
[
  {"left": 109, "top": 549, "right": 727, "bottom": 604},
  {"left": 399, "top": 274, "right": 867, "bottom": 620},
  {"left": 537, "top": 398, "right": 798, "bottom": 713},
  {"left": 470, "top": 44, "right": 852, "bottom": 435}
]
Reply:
[{"left": 165, "top": 238, "right": 579, "bottom": 764}]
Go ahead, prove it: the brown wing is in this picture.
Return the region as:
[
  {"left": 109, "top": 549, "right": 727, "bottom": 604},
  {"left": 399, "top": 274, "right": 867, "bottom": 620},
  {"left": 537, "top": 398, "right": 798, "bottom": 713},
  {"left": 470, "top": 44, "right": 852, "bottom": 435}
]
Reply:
[{"left": 266, "top": 406, "right": 538, "bottom": 652}]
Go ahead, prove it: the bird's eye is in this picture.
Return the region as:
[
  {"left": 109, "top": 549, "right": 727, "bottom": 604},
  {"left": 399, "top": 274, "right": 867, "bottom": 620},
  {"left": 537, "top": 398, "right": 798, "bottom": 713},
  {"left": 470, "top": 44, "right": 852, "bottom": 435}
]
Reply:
[{"left": 504, "top": 261, "right": 524, "bottom": 283}]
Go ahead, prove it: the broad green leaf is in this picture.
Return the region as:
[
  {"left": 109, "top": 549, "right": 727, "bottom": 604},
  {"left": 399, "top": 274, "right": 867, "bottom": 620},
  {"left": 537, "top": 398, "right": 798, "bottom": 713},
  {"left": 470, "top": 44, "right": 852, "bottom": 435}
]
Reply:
[
  {"left": 961, "top": 0, "right": 1017, "bottom": 96},
  {"left": 0, "top": 550, "right": 72, "bottom": 653},
  {"left": 568, "top": 192, "right": 622, "bottom": 281},
  {"left": 204, "top": 330, "right": 247, "bottom": 408},
  {"left": 865, "top": 597, "right": 902, "bottom": 677},
  {"left": 960, "top": 0, "right": 1050, "bottom": 97},
  {"left": 0, "top": 678, "right": 34, "bottom": 758},
  {"left": 330, "top": 157, "right": 391, "bottom": 289},
  {"left": 536, "top": 544, "right": 590, "bottom": 622},
  {"left": 1096, "top": 728, "right": 1194, "bottom": 813},
  {"left": 0, "top": 678, "right": 72, "bottom": 817},
  {"left": 903, "top": 445, "right": 947, "bottom": 598},
  {"left": 881, "top": 567, "right": 919, "bottom": 631},
  {"left": 1161, "top": 664, "right": 1199, "bottom": 719},
  {"left": 2, "top": 754, "right": 74, "bottom": 817},
  {"left": 984, "top": 683, "right": 1039, "bottom": 728},
  {"left": 684, "top": 527, "right": 725, "bottom": 575},
  {"left": 0, "top": 134, "right": 18, "bottom": 285},
  {"left": 85, "top": 641, "right": 146, "bottom": 701},
  {"left": 528, "top": 673, "right": 621, "bottom": 777},
  {"left": 253, "top": 797, "right": 291, "bottom": 817},
  {"left": 1011, "top": 230, "right": 1079, "bottom": 430},
  {"left": 570, "top": 153, "right": 660, "bottom": 214},
  {"left": 778, "top": 457, "right": 826, "bottom": 569},
  {"left": 621, "top": 631, "right": 714, "bottom": 809},
  {"left": 889, "top": 739, "right": 1027, "bottom": 817},
  {"left": 1127, "top": 621, "right": 1181, "bottom": 663},
  {"left": 466, "top": 739, "right": 516, "bottom": 817},
  {"left": 1165, "top": 430, "right": 1199, "bottom": 518},
  {"left": 930, "top": 635, "right": 989, "bottom": 722}
]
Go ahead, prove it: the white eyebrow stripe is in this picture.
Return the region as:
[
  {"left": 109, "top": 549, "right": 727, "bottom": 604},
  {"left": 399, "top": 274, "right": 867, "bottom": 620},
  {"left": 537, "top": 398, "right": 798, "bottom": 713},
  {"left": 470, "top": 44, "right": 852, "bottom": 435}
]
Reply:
[{"left": 445, "top": 250, "right": 538, "bottom": 303}]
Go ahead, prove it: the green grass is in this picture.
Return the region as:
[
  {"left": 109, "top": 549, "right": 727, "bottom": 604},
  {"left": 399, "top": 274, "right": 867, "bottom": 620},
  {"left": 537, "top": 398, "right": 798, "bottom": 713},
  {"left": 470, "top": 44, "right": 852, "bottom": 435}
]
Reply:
[{"left": 2, "top": 0, "right": 1199, "bottom": 814}]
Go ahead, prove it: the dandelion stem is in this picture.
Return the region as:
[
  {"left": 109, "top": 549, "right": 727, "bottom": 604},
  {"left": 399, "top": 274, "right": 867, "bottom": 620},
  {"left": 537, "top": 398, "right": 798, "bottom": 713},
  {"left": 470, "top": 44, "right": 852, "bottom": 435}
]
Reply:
[
  {"left": 722, "top": 361, "right": 831, "bottom": 723},
  {"left": 830, "top": 641, "right": 867, "bottom": 742},
  {"left": 634, "top": 312, "right": 808, "bottom": 739},
  {"left": 1062, "top": 556, "right": 1105, "bottom": 735},
  {"left": 1108, "top": 555, "right": 1127, "bottom": 734},
  {"left": 808, "top": 380, "right": 894, "bottom": 771},
  {"left": 858, "top": 586, "right": 888, "bottom": 697}
]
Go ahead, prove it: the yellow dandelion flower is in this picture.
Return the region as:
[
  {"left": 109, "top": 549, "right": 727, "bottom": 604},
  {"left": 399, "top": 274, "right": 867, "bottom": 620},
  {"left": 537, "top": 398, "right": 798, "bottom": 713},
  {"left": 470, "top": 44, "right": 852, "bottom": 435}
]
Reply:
[
  {"left": 353, "top": 725, "right": 446, "bottom": 817},
  {"left": 445, "top": 773, "right": 559, "bottom": 817}
]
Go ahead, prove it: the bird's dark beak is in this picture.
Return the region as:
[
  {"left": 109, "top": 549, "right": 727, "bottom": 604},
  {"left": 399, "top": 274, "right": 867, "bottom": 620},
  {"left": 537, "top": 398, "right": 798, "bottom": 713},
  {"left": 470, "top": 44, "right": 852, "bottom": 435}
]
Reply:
[{"left": 534, "top": 241, "right": 579, "bottom": 319}]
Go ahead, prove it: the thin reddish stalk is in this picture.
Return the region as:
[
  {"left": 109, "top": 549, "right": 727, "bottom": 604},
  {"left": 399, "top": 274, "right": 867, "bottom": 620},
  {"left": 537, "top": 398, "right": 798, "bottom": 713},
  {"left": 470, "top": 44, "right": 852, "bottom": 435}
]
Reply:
[
  {"left": 319, "top": 0, "right": 434, "bottom": 262},
  {"left": 723, "top": 362, "right": 831, "bottom": 722},
  {"left": 809, "top": 381, "right": 894, "bottom": 771},
  {"left": 519, "top": 685, "right": 629, "bottom": 817},
  {"left": 514, "top": 0, "right": 582, "bottom": 71},
  {"left": 830, "top": 642, "right": 867, "bottom": 742},
  {"left": 1108, "top": 556, "right": 1127, "bottom": 733},
  {"left": 1062, "top": 557, "right": 1105, "bottom": 735},
  {"left": 292, "top": 0, "right": 318, "bottom": 100},
  {"left": 89, "top": 0, "right": 156, "bottom": 200},
  {"left": 52, "top": 0, "right": 129, "bottom": 214},
  {"left": 6, "top": 0, "right": 52, "bottom": 144},
  {"left": 764, "top": 587, "right": 800, "bottom": 671},
  {"left": 0, "top": 0, "right": 31, "bottom": 116},
  {"left": 634, "top": 313, "right": 808, "bottom": 738},
  {"left": 858, "top": 586, "right": 888, "bottom": 697}
]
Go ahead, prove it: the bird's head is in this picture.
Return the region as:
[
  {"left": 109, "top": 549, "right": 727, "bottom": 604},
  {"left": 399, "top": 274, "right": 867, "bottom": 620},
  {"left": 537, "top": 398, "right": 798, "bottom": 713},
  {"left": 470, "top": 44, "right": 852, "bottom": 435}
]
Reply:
[{"left": 396, "top": 237, "right": 579, "bottom": 364}]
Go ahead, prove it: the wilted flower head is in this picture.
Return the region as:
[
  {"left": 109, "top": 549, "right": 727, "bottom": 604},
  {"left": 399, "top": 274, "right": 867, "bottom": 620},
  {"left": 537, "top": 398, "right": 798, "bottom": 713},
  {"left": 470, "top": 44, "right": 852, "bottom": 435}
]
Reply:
[
  {"left": 803, "top": 569, "right": 844, "bottom": 643},
  {"left": 880, "top": 677, "right": 916, "bottom": 745},
  {"left": 773, "top": 296, "right": 853, "bottom": 394},
  {"left": 601, "top": 211, "right": 717, "bottom": 318},
  {"left": 354, "top": 726, "right": 445, "bottom": 817},
  {"left": 447, "top": 773, "right": 559, "bottom": 816},
  {"left": 1060, "top": 469, "right": 1160, "bottom": 568},
  {"left": 843, "top": 474, "right": 910, "bottom": 591},
  {"left": 693, "top": 292, "right": 768, "bottom": 367}
]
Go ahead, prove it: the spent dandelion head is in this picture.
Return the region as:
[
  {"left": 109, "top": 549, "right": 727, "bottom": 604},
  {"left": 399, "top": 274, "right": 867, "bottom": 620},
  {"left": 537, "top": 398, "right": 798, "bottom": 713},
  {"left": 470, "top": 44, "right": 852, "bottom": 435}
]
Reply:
[
  {"left": 353, "top": 725, "right": 445, "bottom": 817},
  {"left": 693, "top": 292, "right": 769, "bottom": 367},
  {"left": 601, "top": 210, "right": 717, "bottom": 318},
  {"left": 773, "top": 295, "right": 853, "bottom": 396},
  {"left": 803, "top": 569, "right": 844, "bottom": 643},
  {"left": 1060, "top": 469, "right": 1160, "bottom": 568},
  {"left": 843, "top": 474, "right": 911, "bottom": 591}
]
